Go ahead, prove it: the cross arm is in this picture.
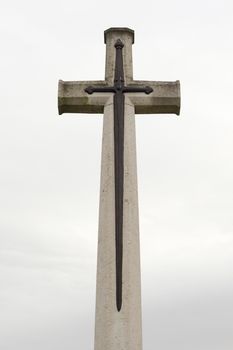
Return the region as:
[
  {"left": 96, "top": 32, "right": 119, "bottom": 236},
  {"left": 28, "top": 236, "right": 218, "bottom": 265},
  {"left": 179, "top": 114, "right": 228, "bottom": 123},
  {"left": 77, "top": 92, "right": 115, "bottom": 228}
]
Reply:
[
  {"left": 58, "top": 80, "right": 112, "bottom": 115},
  {"left": 127, "top": 80, "right": 180, "bottom": 115}
]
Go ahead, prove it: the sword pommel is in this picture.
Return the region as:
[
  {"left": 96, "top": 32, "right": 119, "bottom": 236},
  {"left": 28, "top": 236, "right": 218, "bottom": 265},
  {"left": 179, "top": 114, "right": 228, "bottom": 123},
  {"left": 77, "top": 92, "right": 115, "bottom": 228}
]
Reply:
[{"left": 115, "top": 39, "right": 124, "bottom": 49}]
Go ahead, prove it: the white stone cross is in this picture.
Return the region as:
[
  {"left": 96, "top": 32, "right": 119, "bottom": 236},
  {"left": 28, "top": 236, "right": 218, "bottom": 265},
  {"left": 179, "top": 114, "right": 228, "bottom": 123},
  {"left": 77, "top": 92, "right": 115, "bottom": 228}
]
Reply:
[{"left": 58, "top": 27, "right": 180, "bottom": 350}]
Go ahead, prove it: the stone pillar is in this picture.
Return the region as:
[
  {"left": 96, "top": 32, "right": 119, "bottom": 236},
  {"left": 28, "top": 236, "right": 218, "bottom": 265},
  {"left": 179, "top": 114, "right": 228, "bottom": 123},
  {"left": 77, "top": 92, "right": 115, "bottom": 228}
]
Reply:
[{"left": 94, "top": 88, "right": 142, "bottom": 350}]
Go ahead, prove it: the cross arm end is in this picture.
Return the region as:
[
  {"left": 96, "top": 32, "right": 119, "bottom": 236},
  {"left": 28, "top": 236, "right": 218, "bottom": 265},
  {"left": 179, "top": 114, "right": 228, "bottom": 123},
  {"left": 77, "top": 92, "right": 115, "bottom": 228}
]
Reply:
[
  {"left": 58, "top": 80, "right": 109, "bottom": 115},
  {"left": 129, "top": 80, "right": 180, "bottom": 115}
]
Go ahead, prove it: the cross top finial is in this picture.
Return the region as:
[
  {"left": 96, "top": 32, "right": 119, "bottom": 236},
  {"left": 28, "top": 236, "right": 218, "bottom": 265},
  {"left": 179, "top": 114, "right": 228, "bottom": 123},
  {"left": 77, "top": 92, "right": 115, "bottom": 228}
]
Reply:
[
  {"left": 104, "top": 27, "right": 134, "bottom": 44},
  {"left": 104, "top": 28, "right": 134, "bottom": 83}
]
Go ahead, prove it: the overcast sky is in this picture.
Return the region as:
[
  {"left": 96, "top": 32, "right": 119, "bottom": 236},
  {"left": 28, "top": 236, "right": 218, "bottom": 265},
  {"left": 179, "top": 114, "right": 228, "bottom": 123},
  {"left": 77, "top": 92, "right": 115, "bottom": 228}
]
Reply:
[{"left": 1, "top": 0, "right": 233, "bottom": 349}]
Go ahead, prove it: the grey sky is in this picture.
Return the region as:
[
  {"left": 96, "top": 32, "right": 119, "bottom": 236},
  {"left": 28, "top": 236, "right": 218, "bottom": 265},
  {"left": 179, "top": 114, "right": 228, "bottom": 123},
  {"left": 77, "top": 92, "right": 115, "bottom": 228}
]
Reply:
[{"left": 1, "top": 0, "right": 233, "bottom": 349}]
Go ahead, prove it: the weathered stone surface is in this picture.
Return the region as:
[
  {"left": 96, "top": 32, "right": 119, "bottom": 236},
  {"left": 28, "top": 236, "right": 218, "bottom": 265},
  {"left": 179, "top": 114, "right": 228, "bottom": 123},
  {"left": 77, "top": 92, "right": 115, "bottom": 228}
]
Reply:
[
  {"left": 58, "top": 80, "right": 108, "bottom": 115},
  {"left": 95, "top": 96, "right": 142, "bottom": 350},
  {"left": 129, "top": 80, "right": 180, "bottom": 114},
  {"left": 58, "top": 80, "right": 180, "bottom": 115}
]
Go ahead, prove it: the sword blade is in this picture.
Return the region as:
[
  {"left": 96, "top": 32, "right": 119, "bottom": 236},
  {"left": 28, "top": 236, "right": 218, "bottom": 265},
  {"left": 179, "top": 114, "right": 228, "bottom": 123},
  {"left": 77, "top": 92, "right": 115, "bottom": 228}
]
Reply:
[{"left": 114, "top": 91, "right": 124, "bottom": 312}]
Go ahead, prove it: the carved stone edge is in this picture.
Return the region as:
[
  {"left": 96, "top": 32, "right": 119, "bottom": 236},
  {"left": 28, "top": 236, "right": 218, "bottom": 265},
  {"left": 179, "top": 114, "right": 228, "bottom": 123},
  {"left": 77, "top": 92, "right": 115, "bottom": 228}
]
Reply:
[
  {"left": 104, "top": 27, "right": 135, "bottom": 44},
  {"left": 58, "top": 80, "right": 64, "bottom": 115}
]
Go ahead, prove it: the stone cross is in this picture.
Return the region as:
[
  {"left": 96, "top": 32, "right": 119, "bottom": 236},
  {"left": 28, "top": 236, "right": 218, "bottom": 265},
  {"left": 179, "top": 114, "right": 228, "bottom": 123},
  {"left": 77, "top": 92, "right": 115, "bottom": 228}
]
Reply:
[{"left": 58, "top": 27, "right": 180, "bottom": 350}]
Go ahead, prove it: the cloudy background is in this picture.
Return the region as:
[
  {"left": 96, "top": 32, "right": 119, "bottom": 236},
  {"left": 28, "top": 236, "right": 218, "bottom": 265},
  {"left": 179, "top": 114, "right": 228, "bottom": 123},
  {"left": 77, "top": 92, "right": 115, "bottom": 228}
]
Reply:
[{"left": 1, "top": 0, "right": 233, "bottom": 349}]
